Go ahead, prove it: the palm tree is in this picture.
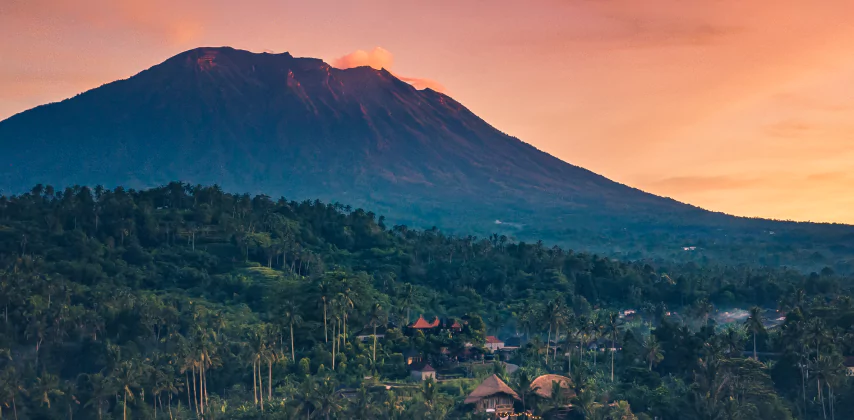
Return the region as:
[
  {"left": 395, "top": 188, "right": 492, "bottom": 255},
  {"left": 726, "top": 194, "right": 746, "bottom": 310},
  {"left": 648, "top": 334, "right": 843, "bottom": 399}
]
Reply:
[
  {"left": 745, "top": 307, "right": 766, "bottom": 360},
  {"left": 82, "top": 372, "right": 113, "bottom": 420},
  {"left": 421, "top": 376, "right": 437, "bottom": 409},
  {"left": 573, "top": 387, "right": 603, "bottom": 420},
  {"left": 604, "top": 310, "right": 622, "bottom": 381},
  {"left": 114, "top": 359, "right": 141, "bottom": 420},
  {"left": 308, "top": 376, "right": 342, "bottom": 420},
  {"left": 317, "top": 279, "right": 332, "bottom": 343},
  {"left": 642, "top": 335, "right": 664, "bottom": 371},
  {"left": 813, "top": 354, "right": 844, "bottom": 420},
  {"left": 721, "top": 324, "right": 746, "bottom": 356},
  {"left": 806, "top": 318, "right": 830, "bottom": 360},
  {"left": 0, "top": 367, "right": 27, "bottom": 420},
  {"left": 399, "top": 284, "right": 415, "bottom": 325},
  {"left": 348, "top": 386, "right": 378, "bottom": 418},
  {"left": 336, "top": 290, "right": 355, "bottom": 345},
  {"left": 512, "top": 369, "right": 539, "bottom": 413},
  {"left": 282, "top": 300, "right": 303, "bottom": 362},
  {"left": 694, "top": 298, "right": 714, "bottom": 328},
  {"left": 33, "top": 372, "right": 64, "bottom": 409},
  {"left": 367, "top": 303, "right": 388, "bottom": 365}
]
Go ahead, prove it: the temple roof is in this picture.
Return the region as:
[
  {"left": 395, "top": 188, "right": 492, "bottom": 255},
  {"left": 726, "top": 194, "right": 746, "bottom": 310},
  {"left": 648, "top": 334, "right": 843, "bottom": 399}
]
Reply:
[
  {"left": 409, "top": 315, "right": 440, "bottom": 329},
  {"left": 464, "top": 374, "right": 520, "bottom": 404}
]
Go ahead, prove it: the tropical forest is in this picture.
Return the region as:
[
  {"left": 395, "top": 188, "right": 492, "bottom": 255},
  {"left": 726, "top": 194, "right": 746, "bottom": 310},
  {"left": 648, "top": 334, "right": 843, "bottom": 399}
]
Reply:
[{"left": 1, "top": 183, "right": 854, "bottom": 420}]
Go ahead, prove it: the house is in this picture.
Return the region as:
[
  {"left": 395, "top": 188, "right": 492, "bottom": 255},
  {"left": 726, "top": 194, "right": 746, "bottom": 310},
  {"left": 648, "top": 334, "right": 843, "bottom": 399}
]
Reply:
[
  {"left": 530, "top": 374, "right": 575, "bottom": 401},
  {"left": 409, "top": 362, "right": 437, "bottom": 381},
  {"left": 464, "top": 374, "right": 520, "bottom": 417},
  {"left": 448, "top": 319, "right": 464, "bottom": 332},
  {"left": 845, "top": 357, "right": 854, "bottom": 376},
  {"left": 409, "top": 315, "right": 441, "bottom": 330},
  {"left": 485, "top": 336, "right": 505, "bottom": 352},
  {"left": 355, "top": 326, "right": 387, "bottom": 342},
  {"left": 403, "top": 348, "right": 423, "bottom": 365},
  {"left": 503, "top": 336, "right": 523, "bottom": 349}
]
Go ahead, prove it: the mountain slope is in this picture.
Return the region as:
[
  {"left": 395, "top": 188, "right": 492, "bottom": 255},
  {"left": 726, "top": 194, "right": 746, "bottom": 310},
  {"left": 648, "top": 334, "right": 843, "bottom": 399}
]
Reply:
[{"left": 1, "top": 47, "right": 853, "bottom": 265}]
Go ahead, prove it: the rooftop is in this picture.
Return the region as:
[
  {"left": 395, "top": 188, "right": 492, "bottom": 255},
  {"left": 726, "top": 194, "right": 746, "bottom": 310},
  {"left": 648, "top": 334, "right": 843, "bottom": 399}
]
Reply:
[
  {"left": 409, "top": 315, "right": 441, "bottom": 329},
  {"left": 464, "top": 374, "right": 520, "bottom": 404}
]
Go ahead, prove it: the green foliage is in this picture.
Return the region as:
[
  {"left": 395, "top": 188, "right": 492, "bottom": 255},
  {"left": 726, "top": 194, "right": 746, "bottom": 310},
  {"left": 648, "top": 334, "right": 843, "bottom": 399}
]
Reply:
[{"left": 0, "top": 183, "right": 852, "bottom": 419}]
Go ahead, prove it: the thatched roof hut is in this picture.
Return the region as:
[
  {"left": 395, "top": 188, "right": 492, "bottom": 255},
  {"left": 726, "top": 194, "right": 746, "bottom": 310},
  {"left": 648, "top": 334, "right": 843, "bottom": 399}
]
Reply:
[
  {"left": 464, "top": 374, "right": 520, "bottom": 404},
  {"left": 530, "top": 374, "right": 575, "bottom": 399}
]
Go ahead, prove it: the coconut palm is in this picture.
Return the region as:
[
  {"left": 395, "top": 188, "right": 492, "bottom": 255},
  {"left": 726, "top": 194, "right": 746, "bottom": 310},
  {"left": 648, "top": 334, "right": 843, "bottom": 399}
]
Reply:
[
  {"left": 367, "top": 303, "right": 388, "bottom": 364},
  {"left": 316, "top": 279, "right": 332, "bottom": 343},
  {"left": 282, "top": 300, "right": 303, "bottom": 362},
  {"left": 511, "top": 369, "right": 539, "bottom": 413},
  {"left": 113, "top": 359, "right": 141, "bottom": 420},
  {"left": 308, "top": 375, "right": 342, "bottom": 420},
  {"left": 604, "top": 310, "right": 623, "bottom": 381},
  {"left": 693, "top": 298, "right": 714, "bottom": 328},
  {"left": 641, "top": 335, "right": 664, "bottom": 371},
  {"left": 82, "top": 372, "right": 114, "bottom": 420},
  {"left": 0, "top": 367, "right": 28, "bottom": 420},
  {"left": 721, "top": 324, "right": 746, "bottom": 356},
  {"left": 348, "top": 385, "right": 379, "bottom": 418},
  {"left": 33, "top": 372, "right": 64, "bottom": 409},
  {"left": 399, "top": 283, "right": 415, "bottom": 325},
  {"left": 811, "top": 354, "right": 844, "bottom": 420},
  {"left": 336, "top": 289, "right": 355, "bottom": 345},
  {"left": 745, "top": 306, "right": 765, "bottom": 360}
]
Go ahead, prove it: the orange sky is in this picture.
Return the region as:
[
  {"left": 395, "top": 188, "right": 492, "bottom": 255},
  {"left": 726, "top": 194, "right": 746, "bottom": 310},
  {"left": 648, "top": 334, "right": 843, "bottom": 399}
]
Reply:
[{"left": 2, "top": 0, "right": 854, "bottom": 223}]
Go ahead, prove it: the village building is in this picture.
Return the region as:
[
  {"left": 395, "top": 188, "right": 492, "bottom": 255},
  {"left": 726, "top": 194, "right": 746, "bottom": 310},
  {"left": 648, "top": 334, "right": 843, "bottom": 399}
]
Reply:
[
  {"left": 845, "top": 356, "right": 854, "bottom": 376},
  {"left": 409, "top": 362, "right": 437, "bottom": 381},
  {"left": 502, "top": 336, "right": 523, "bottom": 350},
  {"left": 464, "top": 374, "right": 520, "bottom": 417},
  {"left": 408, "top": 314, "right": 441, "bottom": 330},
  {"left": 355, "top": 326, "right": 387, "bottom": 342},
  {"left": 485, "top": 336, "right": 505, "bottom": 352},
  {"left": 403, "top": 348, "right": 423, "bottom": 365}
]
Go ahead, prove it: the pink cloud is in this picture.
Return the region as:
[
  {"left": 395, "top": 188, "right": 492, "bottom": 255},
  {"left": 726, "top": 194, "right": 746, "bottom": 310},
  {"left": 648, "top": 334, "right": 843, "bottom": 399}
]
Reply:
[{"left": 332, "top": 47, "right": 445, "bottom": 92}]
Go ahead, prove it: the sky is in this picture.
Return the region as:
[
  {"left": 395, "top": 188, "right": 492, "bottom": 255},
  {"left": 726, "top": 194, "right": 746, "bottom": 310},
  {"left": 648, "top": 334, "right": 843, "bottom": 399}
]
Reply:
[{"left": 2, "top": 0, "right": 854, "bottom": 223}]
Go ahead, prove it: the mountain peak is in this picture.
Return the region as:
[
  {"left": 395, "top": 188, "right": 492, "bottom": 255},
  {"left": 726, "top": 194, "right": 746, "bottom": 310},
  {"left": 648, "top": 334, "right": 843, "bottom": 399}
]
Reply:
[{"left": 0, "top": 46, "right": 717, "bottom": 248}]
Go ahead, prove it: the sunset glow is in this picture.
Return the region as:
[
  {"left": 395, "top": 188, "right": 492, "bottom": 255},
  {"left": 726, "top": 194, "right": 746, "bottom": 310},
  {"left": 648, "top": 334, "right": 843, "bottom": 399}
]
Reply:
[{"left": 3, "top": 0, "right": 854, "bottom": 223}]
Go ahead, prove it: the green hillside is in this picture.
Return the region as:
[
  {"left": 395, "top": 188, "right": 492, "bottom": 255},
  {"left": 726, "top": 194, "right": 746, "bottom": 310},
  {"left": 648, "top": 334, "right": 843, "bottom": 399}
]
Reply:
[{"left": 1, "top": 183, "right": 853, "bottom": 419}]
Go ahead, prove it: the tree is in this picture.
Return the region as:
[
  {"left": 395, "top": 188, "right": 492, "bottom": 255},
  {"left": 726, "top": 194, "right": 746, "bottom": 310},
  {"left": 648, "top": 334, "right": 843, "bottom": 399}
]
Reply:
[
  {"left": 307, "top": 375, "right": 342, "bottom": 420},
  {"left": 745, "top": 306, "right": 765, "bottom": 360},
  {"left": 317, "top": 279, "right": 332, "bottom": 343},
  {"left": 604, "top": 310, "right": 623, "bottom": 381},
  {"left": 0, "top": 367, "right": 27, "bottom": 420},
  {"left": 33, "top": 372, "right": 64, "bottom": 409},
  {"left": 641, "top": 335, "right": 664, "bottom": 371},
  {"left": 82, "top": 372, "right": 114, "bottom": 420},
  {"left": 114, "top": 359, "right": 141, "bottom": 420},
  {"left": 693, "top": 298, "right": 714, "bottom": 328},
  {"left": 368, "top": 303, "right": 388, "bottom": 365},
  {"left": 512, "top": 369, "right": 539, "bottom": 413},
  {"left": 282, "top": 300, "right": 303, "bottom": 362},
  {"left": 813, "top": 354, "right": 844, "bottom": 420}
]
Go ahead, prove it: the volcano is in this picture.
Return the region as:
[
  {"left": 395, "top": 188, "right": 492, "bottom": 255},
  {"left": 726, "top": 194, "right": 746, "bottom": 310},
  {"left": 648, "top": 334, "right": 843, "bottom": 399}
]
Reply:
[{"left": 1, "top": 47, "right": 851, "bottom": 261}]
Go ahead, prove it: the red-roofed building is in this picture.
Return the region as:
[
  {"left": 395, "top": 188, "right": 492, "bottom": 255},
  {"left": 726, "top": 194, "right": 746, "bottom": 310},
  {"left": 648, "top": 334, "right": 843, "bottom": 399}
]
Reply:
[
  {"left": 485, "top": 336, "right": 505, "bottom": 352},
  {"left": 449, "top": 320, "right": 463, "bottom": 332},
  {"left": 409, "top": 315, "right": 440, "bottom": 329}
]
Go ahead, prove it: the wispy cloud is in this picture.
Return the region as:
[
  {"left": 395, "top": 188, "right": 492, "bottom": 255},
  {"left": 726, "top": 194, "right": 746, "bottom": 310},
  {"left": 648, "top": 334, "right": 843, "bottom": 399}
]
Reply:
[{"left": 332, "top": 47, "right": 446, "bottom": 92}]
